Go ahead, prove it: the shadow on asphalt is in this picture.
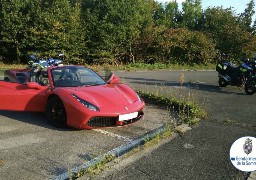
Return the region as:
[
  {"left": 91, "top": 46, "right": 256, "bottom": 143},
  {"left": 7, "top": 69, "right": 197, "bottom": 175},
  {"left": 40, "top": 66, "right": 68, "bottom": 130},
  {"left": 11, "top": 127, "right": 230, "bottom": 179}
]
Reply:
[
  {"left": 0, "top": 110, "right": 75, "bottom": 131},
  {"left": 123, "top": 77, "right": 246, "bottom": 96}
]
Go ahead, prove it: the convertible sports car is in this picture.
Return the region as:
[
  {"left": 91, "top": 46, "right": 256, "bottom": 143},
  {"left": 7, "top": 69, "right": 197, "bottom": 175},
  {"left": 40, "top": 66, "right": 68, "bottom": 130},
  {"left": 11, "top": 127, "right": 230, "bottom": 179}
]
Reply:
[{"left": 0, "top": 65, "right": 145, "bottom": 129}]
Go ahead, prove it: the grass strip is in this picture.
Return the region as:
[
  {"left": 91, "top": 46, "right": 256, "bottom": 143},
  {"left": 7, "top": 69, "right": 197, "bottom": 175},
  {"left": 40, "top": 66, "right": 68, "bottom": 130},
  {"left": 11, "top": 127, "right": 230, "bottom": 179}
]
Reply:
[
  {"left": 137, "top": 90, "right": 207, "bottom": 125},
  {"left": 0, "top": 62, "right": 215, "bottom": 76}
]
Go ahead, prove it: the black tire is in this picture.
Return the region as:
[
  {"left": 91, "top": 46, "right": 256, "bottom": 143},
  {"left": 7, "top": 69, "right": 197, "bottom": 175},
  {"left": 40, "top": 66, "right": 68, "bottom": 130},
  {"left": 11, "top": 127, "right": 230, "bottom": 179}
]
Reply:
[
  {"left": 245, "top": 81, "right": 255, "bottom": 95},
  {"left": 218, "top": 77, "right": 228, "bottom": 87},
  {"left": 46, "top": 96, "right": 67, "bottom": 128}
]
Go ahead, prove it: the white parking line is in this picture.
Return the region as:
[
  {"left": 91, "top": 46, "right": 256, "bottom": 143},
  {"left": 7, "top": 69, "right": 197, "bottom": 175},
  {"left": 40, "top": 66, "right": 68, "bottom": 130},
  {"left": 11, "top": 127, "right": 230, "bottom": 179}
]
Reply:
[{"left": 93, "top": 129, "right": 132, "bottom": 142}]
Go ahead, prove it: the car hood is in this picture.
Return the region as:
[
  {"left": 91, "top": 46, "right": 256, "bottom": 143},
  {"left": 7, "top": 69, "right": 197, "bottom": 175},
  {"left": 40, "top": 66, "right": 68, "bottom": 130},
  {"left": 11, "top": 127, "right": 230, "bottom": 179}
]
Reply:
[{"left": 64, "top": 83, "right": 139, "bottom": 108}]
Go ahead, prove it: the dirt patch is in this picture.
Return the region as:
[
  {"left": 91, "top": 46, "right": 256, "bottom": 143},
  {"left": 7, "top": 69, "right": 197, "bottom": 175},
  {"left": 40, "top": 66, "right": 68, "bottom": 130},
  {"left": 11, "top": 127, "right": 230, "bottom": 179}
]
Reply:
[{"left": 0, "top": 160, "right": 5, "bottom": 167}]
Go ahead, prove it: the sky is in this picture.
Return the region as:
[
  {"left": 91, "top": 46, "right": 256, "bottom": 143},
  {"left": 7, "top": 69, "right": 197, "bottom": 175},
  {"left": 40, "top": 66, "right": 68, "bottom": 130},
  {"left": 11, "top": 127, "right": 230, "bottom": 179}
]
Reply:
[{"left": 156, "top": 0, "right": 254, "bottom": 15}]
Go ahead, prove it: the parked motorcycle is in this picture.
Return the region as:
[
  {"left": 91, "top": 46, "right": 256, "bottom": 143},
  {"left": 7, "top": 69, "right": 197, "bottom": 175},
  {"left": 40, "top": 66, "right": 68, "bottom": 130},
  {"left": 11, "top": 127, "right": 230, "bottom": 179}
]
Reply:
[
  {"left": 27, "top": 53, "right": 64, "bottom": 69},
  {"left": 244, "top": 59, "right": 256, "bottom": 95},
  {"left": 27, "top": 54, "right": 64, "bottom": 84},
  {"left": 216, "top": 56, "right": 253, "bottom": 87}
]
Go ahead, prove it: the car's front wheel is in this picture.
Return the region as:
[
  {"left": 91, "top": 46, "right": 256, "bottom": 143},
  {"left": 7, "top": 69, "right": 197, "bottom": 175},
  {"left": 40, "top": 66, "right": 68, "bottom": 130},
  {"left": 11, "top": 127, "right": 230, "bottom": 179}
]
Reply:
[{"left": 46, "top": 96, "right": 67, "bottom": 128}]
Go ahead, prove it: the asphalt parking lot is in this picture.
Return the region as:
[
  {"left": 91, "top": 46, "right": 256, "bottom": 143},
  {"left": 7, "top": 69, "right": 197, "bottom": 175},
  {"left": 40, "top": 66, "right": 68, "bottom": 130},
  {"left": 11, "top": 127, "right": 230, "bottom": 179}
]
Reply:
[
  {"left": 1, "top": 70, "right": 256, "bottom": 180},
  {"left": 93, "top": 70, "right": 256, "bottom": 180}
]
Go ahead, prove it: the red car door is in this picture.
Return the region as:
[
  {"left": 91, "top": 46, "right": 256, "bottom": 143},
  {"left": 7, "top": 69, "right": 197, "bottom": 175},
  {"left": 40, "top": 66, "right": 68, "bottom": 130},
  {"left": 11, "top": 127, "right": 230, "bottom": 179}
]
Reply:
[{"left": 0, "top": 81, "right": 48, "bottom": 112}]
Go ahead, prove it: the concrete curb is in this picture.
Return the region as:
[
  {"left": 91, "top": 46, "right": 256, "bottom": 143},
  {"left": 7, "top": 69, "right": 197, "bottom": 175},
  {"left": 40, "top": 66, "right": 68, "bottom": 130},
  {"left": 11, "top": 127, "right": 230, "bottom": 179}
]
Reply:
[
  {"left": 52, "top": 124, "right": 174, "bottom": 180},
  {"left": 52, "top": 123, "right": 192, "bottom": 180}
]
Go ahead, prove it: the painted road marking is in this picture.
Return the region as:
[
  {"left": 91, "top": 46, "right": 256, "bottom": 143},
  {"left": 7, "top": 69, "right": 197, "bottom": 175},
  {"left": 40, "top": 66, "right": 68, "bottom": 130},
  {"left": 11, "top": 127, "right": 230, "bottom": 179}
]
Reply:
[{"left": 93, "top": 129, "right": 132, "bottom": 142}]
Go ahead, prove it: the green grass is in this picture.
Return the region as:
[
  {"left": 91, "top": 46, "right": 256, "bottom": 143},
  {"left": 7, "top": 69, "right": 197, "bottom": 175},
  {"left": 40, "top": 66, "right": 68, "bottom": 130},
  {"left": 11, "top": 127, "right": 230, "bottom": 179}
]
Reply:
[
  {"left": 0, "top": 64, "right": 25, "bottom": 76},
  {"left": 114, "top": 62, "right": 215, "bottom": 71},
  {"left": 67, "top": 154, "right": 116, "bottom": 179},
  {"left": 137, "top": 90, "right": 207, "bottom": 125},
  {"left": 95, "top": 62, "right": 215, "bottom": 72},
  {"left": 0, "top": 62, "right": 215, "bottom": 76}
]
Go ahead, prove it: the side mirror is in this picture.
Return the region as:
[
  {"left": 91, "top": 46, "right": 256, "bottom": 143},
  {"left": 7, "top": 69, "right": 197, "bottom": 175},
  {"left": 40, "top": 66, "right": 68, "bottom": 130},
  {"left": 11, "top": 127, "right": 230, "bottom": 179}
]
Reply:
[
  {"left": 26, "top": 82, "right": 45, "bottom": 90},
  {"left": 106, "top": 73, "right": 120, "bottom": 84}
]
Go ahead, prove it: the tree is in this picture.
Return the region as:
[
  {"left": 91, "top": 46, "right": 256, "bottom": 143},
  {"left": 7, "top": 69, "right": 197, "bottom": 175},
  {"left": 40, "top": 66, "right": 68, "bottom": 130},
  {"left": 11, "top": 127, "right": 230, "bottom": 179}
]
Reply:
[
  {"left": 181, "top": 0, "right": 202, "bottom": 30},
  {"left": 81, "top": 0, "right": 146, "bottom": 64},
  {"left": 165, "top": 1, "right": 181, "bottom": 28},
  {"left": 28, "top": 0, "right": 84, "bottom": 59},
  {"left": 202, "top": 7, "right": 237, "bottom": 57},
  {"left": 156, "top": 28, "right": 218, "bottom": 64},
  {"left": 0, "top": 0, "right": 30, "bottom": 63},
  {"left": 239, "top": 0, "right": 255, "bottom": 32}
]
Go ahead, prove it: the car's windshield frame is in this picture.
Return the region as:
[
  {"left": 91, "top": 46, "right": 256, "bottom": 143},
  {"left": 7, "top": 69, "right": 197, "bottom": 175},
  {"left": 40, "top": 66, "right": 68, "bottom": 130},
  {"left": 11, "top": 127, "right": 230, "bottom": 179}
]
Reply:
[{"left": 50, "top": 66, "right": 106, "bottom": 87}]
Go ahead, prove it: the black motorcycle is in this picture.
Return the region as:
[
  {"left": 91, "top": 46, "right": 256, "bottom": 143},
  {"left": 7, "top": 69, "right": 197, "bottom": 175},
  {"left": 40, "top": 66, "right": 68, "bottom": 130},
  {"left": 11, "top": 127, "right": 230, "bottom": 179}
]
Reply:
[
  {"left": 244, "top": 60, "right": 256, "bottom": 95},
  {"left": 216, "top": 58, "right": 253, "bottom": 87}
]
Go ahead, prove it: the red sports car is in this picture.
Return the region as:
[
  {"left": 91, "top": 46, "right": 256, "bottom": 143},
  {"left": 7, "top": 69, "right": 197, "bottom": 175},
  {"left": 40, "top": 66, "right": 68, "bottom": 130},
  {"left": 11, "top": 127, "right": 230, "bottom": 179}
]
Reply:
[{"left": 0, "top": 65, "right": 145, "bottom": 129}]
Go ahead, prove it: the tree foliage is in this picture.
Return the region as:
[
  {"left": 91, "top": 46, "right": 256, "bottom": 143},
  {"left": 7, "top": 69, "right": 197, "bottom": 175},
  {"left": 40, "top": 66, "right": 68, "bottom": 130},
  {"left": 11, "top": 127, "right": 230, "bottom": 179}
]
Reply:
[
  {"left": 0, "top": 0, "right": 256, "bottom": 65},
  {"left": 155, "top": 28, "right": 218, "bottom": 64},
  {"left": 239, "top": 0, "right": 255, "bottom": 32},
  {"left": 202, "top": 7, "right": 256, "bottom": 59}
]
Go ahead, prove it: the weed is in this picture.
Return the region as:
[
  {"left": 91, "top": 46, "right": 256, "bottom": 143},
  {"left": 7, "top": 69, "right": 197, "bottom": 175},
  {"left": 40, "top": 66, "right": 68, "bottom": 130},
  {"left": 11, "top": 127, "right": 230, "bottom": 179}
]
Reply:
[
  {"left": 223, "top": 118, "right": 237, "bottom": 124},
  {"left": 124, "top": 124, "right": 173, "bottom": 159},
  {"left": 137, "top": 89, "right": 206, "bottom": 125},
  {"left": 179, "top": 72, "right": 185, "bottom": 86},
  {"left": 0, "top": 160, "right": 4, "bottom": 167},
  {"left": 68, "top": 154, "right": 116, "bottom": 179},
  {"left": 144, "top": 127, "right": 173, "bottom": 149}
]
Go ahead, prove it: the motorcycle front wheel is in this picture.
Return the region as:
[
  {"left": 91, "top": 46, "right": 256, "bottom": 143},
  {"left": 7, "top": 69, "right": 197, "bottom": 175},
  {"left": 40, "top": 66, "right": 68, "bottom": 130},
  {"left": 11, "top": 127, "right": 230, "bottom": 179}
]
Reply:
[
  {"left": 218, "top": 77, "right": 228, "bottom": 87},
  {"left": 245, "top": 81, "right": 255, "bottom": 95}
]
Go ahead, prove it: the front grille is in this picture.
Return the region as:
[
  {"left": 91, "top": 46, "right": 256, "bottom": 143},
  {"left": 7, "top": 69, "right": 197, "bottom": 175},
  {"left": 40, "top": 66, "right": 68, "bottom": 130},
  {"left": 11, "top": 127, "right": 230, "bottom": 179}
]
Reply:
[
  {"left": 87, "top": 110, "right": 144, "bottom": 128},
  {"left": 87, "top": 117, "right": 117, "bottom": 127}
]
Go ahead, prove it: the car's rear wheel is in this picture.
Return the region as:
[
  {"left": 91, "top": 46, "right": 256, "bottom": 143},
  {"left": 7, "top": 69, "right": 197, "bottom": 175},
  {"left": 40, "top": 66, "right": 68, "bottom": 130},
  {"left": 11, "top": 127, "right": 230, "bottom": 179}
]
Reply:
[{"left": 46, "top": 96, "right": 67, "bottom": 128}]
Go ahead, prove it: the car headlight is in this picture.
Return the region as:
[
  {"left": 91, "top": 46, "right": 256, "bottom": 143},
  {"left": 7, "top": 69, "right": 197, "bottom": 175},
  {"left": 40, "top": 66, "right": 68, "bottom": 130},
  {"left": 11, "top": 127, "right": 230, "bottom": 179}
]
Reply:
[{"left": 72, "top": 94, "right": 99, "bottom": 111}]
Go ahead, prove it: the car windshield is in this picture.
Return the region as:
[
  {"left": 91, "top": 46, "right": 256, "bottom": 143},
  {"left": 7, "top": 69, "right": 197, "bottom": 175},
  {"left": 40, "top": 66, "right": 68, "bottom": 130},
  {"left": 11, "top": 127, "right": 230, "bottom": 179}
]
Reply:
[{"left": 51, "top": 66, "right": 106, "bottom": 87}]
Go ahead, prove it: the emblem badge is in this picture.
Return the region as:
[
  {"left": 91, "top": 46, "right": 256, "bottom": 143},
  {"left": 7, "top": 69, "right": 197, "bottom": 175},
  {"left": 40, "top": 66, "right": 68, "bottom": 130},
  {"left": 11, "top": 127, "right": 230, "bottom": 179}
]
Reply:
[{"left": 243, "top": 138, "right": 253, "bottom": 155}]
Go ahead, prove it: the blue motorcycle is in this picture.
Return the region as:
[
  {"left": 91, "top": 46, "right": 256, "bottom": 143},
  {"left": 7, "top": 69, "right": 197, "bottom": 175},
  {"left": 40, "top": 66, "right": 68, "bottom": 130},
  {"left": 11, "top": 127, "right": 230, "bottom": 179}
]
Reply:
[
  {"left": 216, "top": 56, "right": 253, "bottom": 87},
  {"left": 28, "top": 54, "right": 64, "bottom": 85},
  {"left": 28, "top": 54, "right": 63, "bottom": 68}
]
